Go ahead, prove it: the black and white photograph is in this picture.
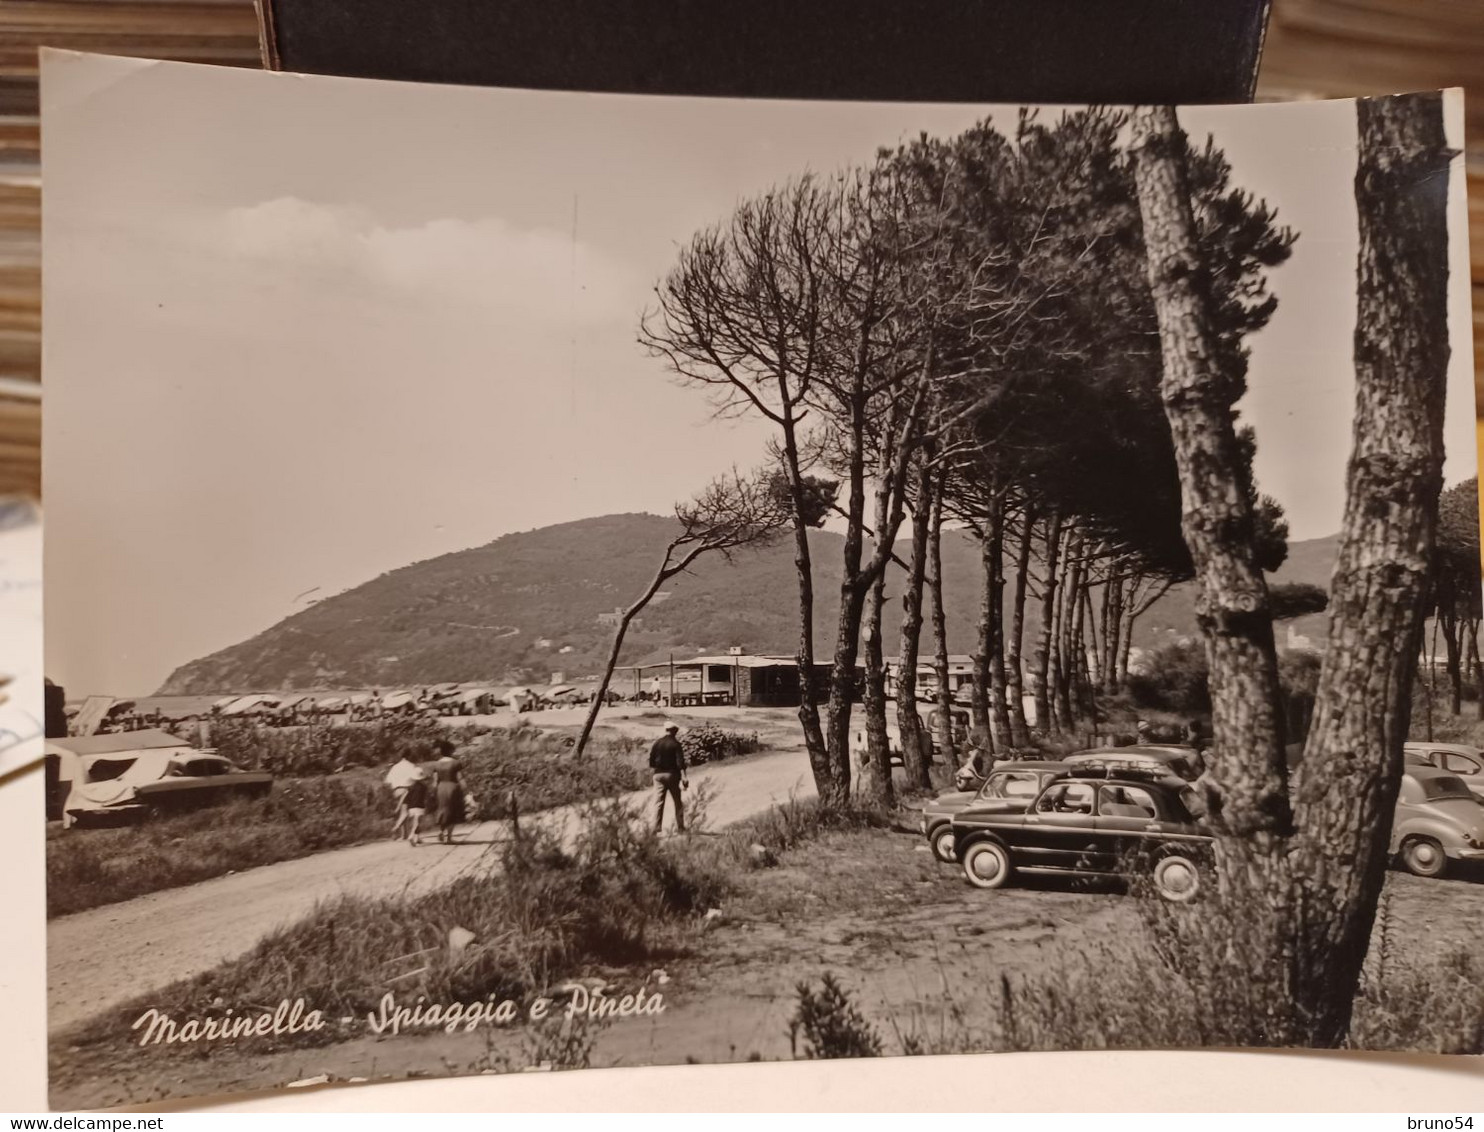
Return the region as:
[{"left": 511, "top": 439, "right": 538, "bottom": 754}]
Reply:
[{"left": 38, "top": 51, "right": 1479, "bottom": 1110}]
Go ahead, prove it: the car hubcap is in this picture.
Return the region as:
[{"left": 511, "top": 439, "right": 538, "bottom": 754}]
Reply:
[
  {"left": 1161, "top": 861, "right": 1196, "bottom": 896},
  {"left": 971, "top": 850, "right": 1002, "bottom": 882},
  {"left": 1411, "top": 843, "right": 1439, "bottom": 868},
  {"left": 936, "top": 834, "right": 956, "bottom": 860}
]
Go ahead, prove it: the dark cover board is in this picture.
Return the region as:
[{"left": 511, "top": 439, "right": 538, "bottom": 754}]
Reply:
[{"left": 257, "top": 0, "right": 1271, "bottom": 104}]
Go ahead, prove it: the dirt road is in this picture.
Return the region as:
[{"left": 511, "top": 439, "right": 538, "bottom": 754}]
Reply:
[{"left": 47, "top": 745, "right": 819, "bottom": 1034}]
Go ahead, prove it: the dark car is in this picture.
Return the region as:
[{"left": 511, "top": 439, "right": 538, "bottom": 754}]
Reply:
[
  {"left": 1064, "top": 744, "right": 1206, "bottom": 782},
  {"left": 919, "top": 760, "right": 1073, "bottom": 863},
  {"left": 951, "top": 774, "right": 1213, "bottom": 902}
]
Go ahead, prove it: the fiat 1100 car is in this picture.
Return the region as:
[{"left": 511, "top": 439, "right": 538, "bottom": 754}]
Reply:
[
  {"left": 919, "top": 760, "right": 1073, "bottom": 863},
  {"left": 951, "top": 775, "right": 1213, "bottom": 902}
]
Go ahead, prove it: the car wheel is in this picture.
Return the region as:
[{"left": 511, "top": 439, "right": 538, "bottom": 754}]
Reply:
[
  {"left": 962, "top": 841, "right": 1014, "bottom": 890},
  {"left": 1400, "top": 836, "right": 1448, "bottom": 879},
  {"left": 930, "top": 826, "right": 957, "bottom": 864},
  {"left": 1152, "top": 853, "right": 1203, "bottom": 903}
]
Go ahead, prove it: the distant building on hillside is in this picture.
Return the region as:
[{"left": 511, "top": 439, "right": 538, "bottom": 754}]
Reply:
[
  {"left": 1283, "top": 623, "right": 1317, "bottom": 653},
  {"left": 596, "top": 606, "right": 642, "bottom": 631}
]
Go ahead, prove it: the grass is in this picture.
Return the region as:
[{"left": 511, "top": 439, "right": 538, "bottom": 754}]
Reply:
[
  {"left": 54, "top": 791, "right": 892, "bottom": 1066},
  {"left": 785, "top": 872, "right": 1484, "bottom": 1059},
  {"left": 48, "top": 726, "right": 650, "bottom": 918},
  {"left": 46, "top": 775, "right": 389, "bottom": 918},
  {"left": 209, "top": 717, "right": 472, "bottom": 777}
]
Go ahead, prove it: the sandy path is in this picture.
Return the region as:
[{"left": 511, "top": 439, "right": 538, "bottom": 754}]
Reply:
[{"left": 47, "top": 745, "right": 818, "bottom": 1034}]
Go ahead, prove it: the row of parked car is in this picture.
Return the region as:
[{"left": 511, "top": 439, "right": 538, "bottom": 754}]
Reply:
[{"left": 920, "top": 742, "right": 1484, "bottom": 901}]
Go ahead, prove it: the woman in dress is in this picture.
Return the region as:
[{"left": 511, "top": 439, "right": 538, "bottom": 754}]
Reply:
[{"left": 431, "top": 738, "right": 465, "bottom": 844}]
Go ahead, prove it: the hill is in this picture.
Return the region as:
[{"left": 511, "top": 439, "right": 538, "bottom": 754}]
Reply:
[{"left": 157, "top": 513, "right": 1339, "bottom": 695}]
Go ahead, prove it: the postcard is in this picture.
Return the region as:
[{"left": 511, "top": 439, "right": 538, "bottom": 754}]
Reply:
[
  {"left": 0, "top": 499, "right": 42, "bottom": 776},
  {"left": 38, "top": 51, "right": 1479, "bottom": 1109}
]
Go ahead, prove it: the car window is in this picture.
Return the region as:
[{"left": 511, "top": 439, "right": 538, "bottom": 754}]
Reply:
[
  {"left": 983, "top": 772, "right": 1043, "bottom": 800},
  {"left": 1036, "top": 783, "right": 1095, "bottom": 815},
  {"left": 1419, "top": 774, "right": 1474, "bottom": 802},
  {"left": 1098, "top": 785, "right": 1159, "bottom": 819},
  {"left": 1444, "top": 753, "right": 1481, "bottom": 776}
]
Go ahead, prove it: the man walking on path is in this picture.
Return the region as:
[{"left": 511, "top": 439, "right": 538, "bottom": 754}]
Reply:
[{"left": 649, "top": 723, "right": 688, "bottom": 833}]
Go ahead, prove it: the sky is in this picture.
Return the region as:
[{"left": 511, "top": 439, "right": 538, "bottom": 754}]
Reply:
[{"left": 40, "top": 54, "right": 1476, "bottom": 696}]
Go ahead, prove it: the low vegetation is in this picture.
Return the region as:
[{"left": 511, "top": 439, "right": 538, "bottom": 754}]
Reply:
[
  {"left": 208, "top": 717, "right": 463, "bottom": 777},
  {"left": 786, "top": 868, "right": 1484, "bottom": 1059},
  {"left": 56, "top": 793, "right": 890, "bottom": 1062},
  {"left": 47, "top": 775, "right": 387, "bottom": 918},
  {"left": 49, "top": 725, "right": 649, "bottom": 918},
  {"left": 678, "top": 723, "right": 764, "bottom": 765}
]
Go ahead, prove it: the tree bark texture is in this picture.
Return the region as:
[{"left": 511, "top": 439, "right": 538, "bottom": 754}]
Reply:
[
  {"left": 1006, "top": 505, "right": 1034, "bottom": 746},
  {"left": 1032, "top": 510, "right": 1063, "bottom": 734},
  {"left": 928, "top": 473, "right": 956, "bottom": 764},
  {"left": 898, "top": 461, "right": 935, "bottom": 788},
  {"left": 1131, "top": 104, "right": 1292, "bottom": 845},
  {"left": 1287, "top": 91, "right": 1452, "bottom": 1046},
  {"left": 861, "top": 568, "right": 894, "bottom": 806}
]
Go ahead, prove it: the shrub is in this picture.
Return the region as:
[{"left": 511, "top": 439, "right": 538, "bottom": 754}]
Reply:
[
  {"left": 61, "top": 799, "right": 728, "bottom": 1055},
  {"left": 679, "top": 724, "right": 762, "bottom": 765},
  {"left": 789, "top": 974, "right": 884, "bottom": 1059},
  {"left": 1127, "top": 640, "right": 1210, "bottom": 714},
  {"left": 207, "top": 717, "right": 469, "bottom": 777},
  {"left": 458, "top": 728, "right": 647, "bottom": 818}
]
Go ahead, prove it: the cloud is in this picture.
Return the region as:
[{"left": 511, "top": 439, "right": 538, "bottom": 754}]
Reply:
[{"left": 218, "top": 197, "right": 641, "bottom": 327}]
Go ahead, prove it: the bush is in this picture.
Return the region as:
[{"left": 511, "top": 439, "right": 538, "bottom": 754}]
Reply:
[
  {"left": 789, "top": 974, "right": 883, "bottom": 1059},
  {"left": 679, "top": 724, "right": 762, "bottom": 765},
  {"left": 1128, "top": 640, "right": 1210, "bottom": 714},
  {"left": 207, "top": 717, "right": 468, "bottom": 777},
  {"left": 458, "top": 726, "right": 647, "bottom": 818},
  {"left": 61, "top": 799, "right": 729, "bottom": 1054}
]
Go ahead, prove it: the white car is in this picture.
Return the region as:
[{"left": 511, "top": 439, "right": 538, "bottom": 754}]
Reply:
[{"left": 1404, "top": 742, "right": 1484, "bottom": 803}]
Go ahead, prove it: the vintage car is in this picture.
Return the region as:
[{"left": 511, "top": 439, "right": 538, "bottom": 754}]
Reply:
[
  {"left": 919, "top": 760, "right": 1073, "bottom": 862},
  {"left": 46, "top": 728, "right": 272, "bottom": 826},
  {"left": 1064, "top": 744, "right": 1206, "bottom": 783},
  {"left": 1390, "top": 765, "right": 1484, "bottom": 877},
  {"left": 951, "top": 774, "right": 1213, "bottom": 902},
  {"left": 1403, "top": 742, "right": 1484, "bottom": 803}
]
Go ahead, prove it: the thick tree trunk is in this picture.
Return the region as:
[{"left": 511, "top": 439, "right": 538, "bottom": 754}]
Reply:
[
  {"left": 1132, "top": 104, "right": 1291, "bottom": 840},
  {"left": 861, "top": 568, "right": 894, "bottom": 806},
  {"left": 971, "top": 516, "right": 994, "bottom": 742},
  {"left": 1470, "top": 620, "right": 1484, "bottom": 721},
  {"left": 1006, "top": 505, "right": 1034, "bottom": 747},
  {"left": 1132, "top": 103, "right": 1296, "bottom": 1043},
  {"left": 987, "top": 495, "right": 1013, "bottom": 751},
  {"left": 1053, "top": 532, "right": 1081, "bottom": 731},
  {"left": 823, "top": 417, "right": 868, "bottom": 810},
  {"left": 898, "top": 462, "right": 934, "bottom": 789},
  {"left": 1286, "top": 91, "right": 1452, "bottom": 1046},
  {"left": 781, "top": 422, "right": 832, "bottom": 799},
  {"left": 1032, "top": 511, "right": 1063, "bottom": 733},
  {"left": 928, "top": 474, "right": 956, "bottom": 763}
]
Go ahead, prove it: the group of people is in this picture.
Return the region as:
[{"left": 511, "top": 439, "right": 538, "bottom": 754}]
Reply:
[{"left": 383, "top": 738, "right": 469, "bottom": 846}]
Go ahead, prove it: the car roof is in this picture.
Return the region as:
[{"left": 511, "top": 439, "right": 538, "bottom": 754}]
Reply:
[
  {"left": 991, "top": 759, "right": 1074, "bottom": 771},
  {"left": 1404, "top": 763, "right": 1469, "bottom": 783},
  {"left": 1069, "top": 745, "right": 1193, "bottom": 759},
  {"left": 1404, "top": 742, "right": 1481, "bottom": 755}
]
